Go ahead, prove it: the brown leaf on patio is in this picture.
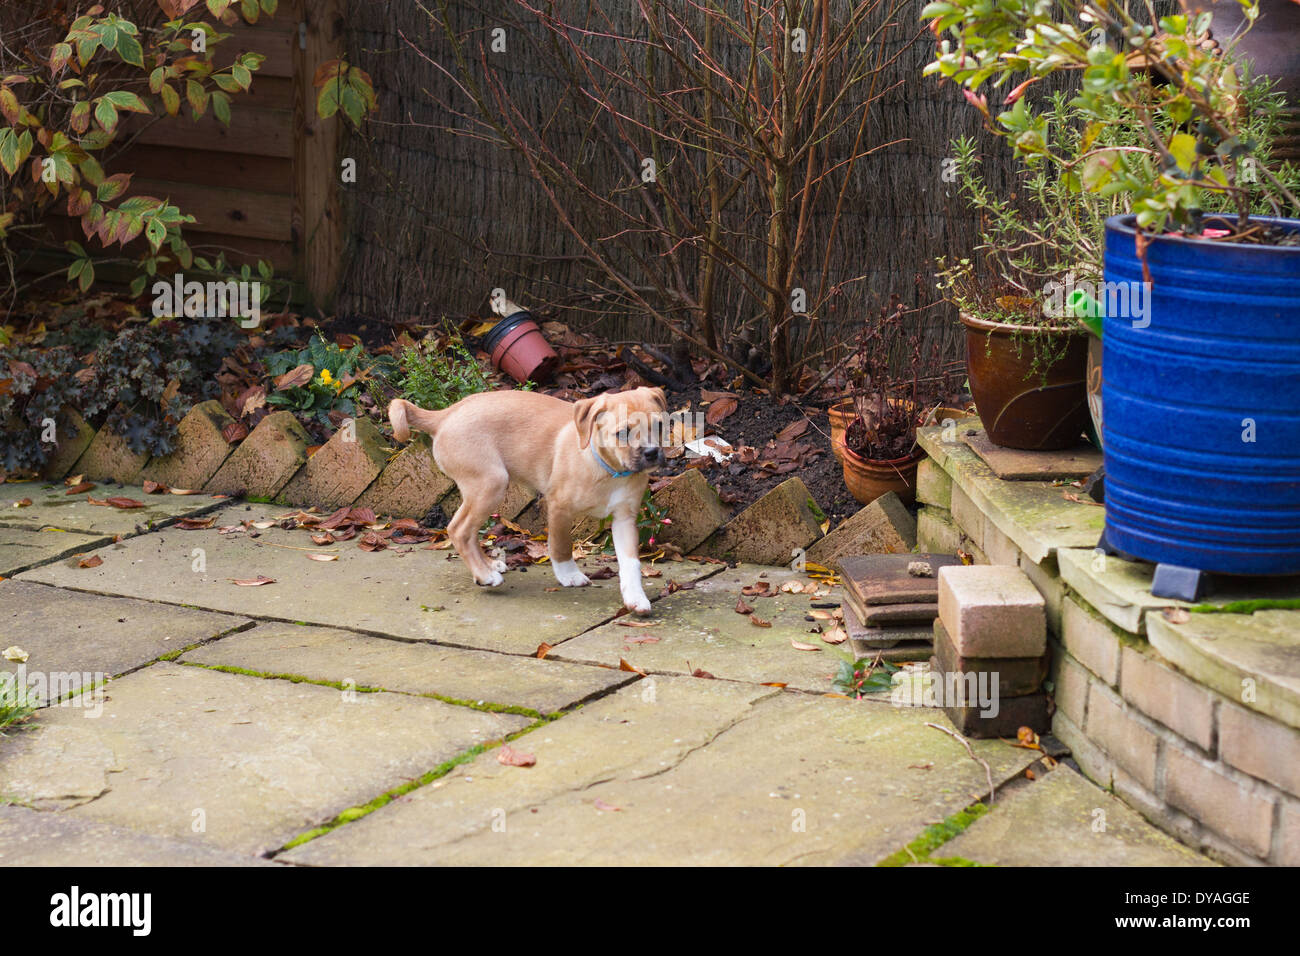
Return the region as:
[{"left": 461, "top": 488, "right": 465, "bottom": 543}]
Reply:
[
  {"left": 1161, "top": 607, "right": 1191, "bottom": 625},
  {"left": 735, "top": 595, "right": 754, "bottom": 615},
  {"left": 741, "top": 581, "right": 772, "bottom": 597},
  {"left": 65, "top": 482, "right": 95, "bottom": 495},
  {"left": 307, "top": 553, "right": 338, "bottom": 562},
  {"left": 750, "top": 615, "right": 772, "bottom": 628},
  {"left": 616, "top": 620, "right": 655, "bottom": 628},
  {"left": 536, "top": 642, "right": 553, "bottom": 659},
  {"left": 311, "top": 533, "right": 334, "bottom": 546},
  {"left": 624, "top": 636, "right": 659, "bottom": 644},
  {"left": 63, "top": 473, "right": 85, "bottom": 486},
  {"left": 358, "top": 532, "right": 386, "bottom": 552},
  {"left": 619, "top": 658, "right": 647, "bottom": 676},
  {"left": 821, "top": 626, "right": 848, "bottom": 645},
  {"left": 231, "top": 576, "right": 275, "bottom": 586},
  {"left": 169, "top": 488, "right": 203, "bottom": 495},
  {"left": 587, "top": 566, "right": 616, "bottom": 580},
  {"left": 77, "top": 554, "right": 103, "bottom": 569},
  {"left": 14, "top": 498, "right": 32, "bottom": 507},
  {"left": 691, "top": 667, "right": 716, "bottom": 679},
  {"left": 760, "top": 682, "right": 788, "bottom": 688},
  {"left": 593, "top": 799, "right": 621, "bottom": 812},
  {"left": 790, "top": 639, "right": 820, "bottom": 651},
  {"left": 176, "top": 516, "right": 215, "bottom": 530},
  {"left": 103, "top": 497, "right": 144, "bottom": 509},
  {"left": 497, "top": 745, "right": 536, "bottom": 768},
  {"left": 142, "top": 480, "right": 168, "bottom": 494}
]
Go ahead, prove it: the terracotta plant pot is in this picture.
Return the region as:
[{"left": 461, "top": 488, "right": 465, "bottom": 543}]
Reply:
[
  {"left": 838, "top": 431, "right": 924, "bottom": 506},
  {"left": 483, "top": 311, "right": 560, "bottom": 385},
  {"left": 827, "top": 398, "right": 855, "bottom": 460},
  {"left": 960, "top": 311, "right": 1089, "bottom": 451}
]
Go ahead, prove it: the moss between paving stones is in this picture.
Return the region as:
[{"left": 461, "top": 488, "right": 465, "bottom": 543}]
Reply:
[
  {"left": 180, "top": 660, "right": 545, "bottom": 719},
  {"left": 277, "top": 714, "right": 563, "bottom": 853},
  {"left": 876, "top": 803, "right": 991, "bottom": 867}
]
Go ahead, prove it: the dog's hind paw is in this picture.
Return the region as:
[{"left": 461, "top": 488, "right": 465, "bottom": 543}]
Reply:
[
  {"left": 622, "top": 591, "right": 652, "bottom": 615},
  {"left": 475, "top": 569, "right": 505, "bottom": 587}
]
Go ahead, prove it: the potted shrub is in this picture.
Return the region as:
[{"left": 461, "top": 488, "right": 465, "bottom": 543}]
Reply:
[
  {"left": 925, "top": 0, "right": 1300, "bottom": 590},
  {"left": 838, "top": 298, "right": 963, "bottom": 505}
]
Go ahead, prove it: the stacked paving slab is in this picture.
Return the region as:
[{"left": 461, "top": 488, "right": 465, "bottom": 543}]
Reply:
[{"left": 932, "top": 564, "right": 1051, "bottom": 739}]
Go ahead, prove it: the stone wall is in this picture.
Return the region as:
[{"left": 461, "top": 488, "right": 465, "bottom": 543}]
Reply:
[{"left": 916, "top": 424, "right": 1300, "bottom": 866}]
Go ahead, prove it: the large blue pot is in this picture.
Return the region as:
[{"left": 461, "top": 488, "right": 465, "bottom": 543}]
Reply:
[{"left": 1102, "top": 214, "right": 1300, "bottom": 575}]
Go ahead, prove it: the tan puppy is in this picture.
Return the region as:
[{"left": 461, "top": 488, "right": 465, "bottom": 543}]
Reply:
[{"left": 388, "top": 386, "right": 668, "bottom": 614}]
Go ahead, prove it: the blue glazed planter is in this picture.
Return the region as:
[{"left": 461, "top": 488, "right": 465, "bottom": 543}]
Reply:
[{"left": 1101, "top": 214, "right": 1300, "bottom": 576}]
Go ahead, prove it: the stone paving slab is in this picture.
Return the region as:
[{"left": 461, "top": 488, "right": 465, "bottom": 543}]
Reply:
[
  {"left": 550, "top": 566, "right": 850, "bottom": 692},
  {"left": 940, "top": 764, "right": 1215, "bottom": 866},
  {"left": 182, "top": 622, "right": 636, "bottom": 714},
  {"left": 0, "top": 526, "right": 111, "bottom": 577},
  {"left": 0, "top": 662, "right": 528, "bottom": 856},
  {"left": 917, "top": 426, "right": 1105, "bottom": 563},
  {"left": 0, "top": 481, "right": 225, "bottom": 536},
  {"left": 0, "top": 804, "right": 275, "bottom": 866},
  {"left": 1, "top": 580, "right": 250, "bottom": 704},
  {"left": 17, "top": 504, "right": 719, "bottom": 655},
  {"left": 284, "top": 678, "right": 1039, "bottom": 866}
]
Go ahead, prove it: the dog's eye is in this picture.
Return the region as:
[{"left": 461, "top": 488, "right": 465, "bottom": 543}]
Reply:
[{"left": 616, "top": 428, "right": 629, "bottom": 442}]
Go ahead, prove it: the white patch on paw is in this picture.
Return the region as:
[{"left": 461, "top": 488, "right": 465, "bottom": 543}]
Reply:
[
  {"left": 476, "top": 569, "right": 504, "bottom": 587},
  {"left": 623, "top": 592, "right": 652, "bottom": 615},
  {"left": 552, "top": 560, "right": 590, "bottom": 588}
]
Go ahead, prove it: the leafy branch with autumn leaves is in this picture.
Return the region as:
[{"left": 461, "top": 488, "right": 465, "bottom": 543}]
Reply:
[{"left": 0, "top": 0, "right": 376, "bottom": 315}]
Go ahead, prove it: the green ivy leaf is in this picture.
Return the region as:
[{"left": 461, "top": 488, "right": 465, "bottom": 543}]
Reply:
[{"left": 116, "top": 33, "right": 144, "bottom": 68}]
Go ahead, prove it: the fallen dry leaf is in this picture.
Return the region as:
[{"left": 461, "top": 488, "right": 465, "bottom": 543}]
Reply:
[
  {"left": 231, "top": 576, "right": 275, "bottom": 587},
  {"left": 625, "top": 636, "right": 660, "bottom": 645},
  {"left": 14, "top": 498, "right": 32, "bottom": 507},
  {"left": 3, "top": 645, "right": 29, "bottom": 663},
  {"left": 750, "top": 615, "right": 772, "bottom": 628},
  {"left": 735, "top": 595, "right": 754, "bottom": 615},
  {"left": 78, "top": 554, "right": 103, "bottom": 569},
  {"left": 307, "top": 553, "right": 338, "bottom": 562},
  {"left": 821, "top": 626, "right": 848, "bottom": 645},
  {"left": 790, "top": 639, "right": 821, "bottom": 651},
  {"left": 176, "top": 516, "right": 214, "bottom": 530},
  {"left": 809, "top": 609, "right": 833, "bottom": 620},
  {"left": 775, "top": 418, "right": 810, "bottom": 442},
  {"left": 497, "top": 745, "right": 536, "bottom": 768},
  {"left": 705, "top": 395, "right": 738, "bottom": 424},
  {"left": 1161, "top": 607, "right": 1191, "bottom": 625},
  {"left": 168, "top": 487, "right": 202, "bottom": 495},
  {"left": 619, "top": 658, "right": 648, "bottom": 676},
  {"left": 104, "top": 497, "right": 145, "bottom": 509},
  {"left": 274, "top": 363, "right": 315, "bottom": 391},
  {"left": 143, "top": 480, "right": 168, "bottom": 494},
  {"left": 593, "top": 799, "right": 621, "bottom": 812},
  {"left": 616, "top": 620, "right": 655, "bottom": 628},
  {"left": 64, "top": 473, "right": 84, "bottom": 486},
  {"left": 760, "top": 681, "right": 788, "bottom": 688},
  {"left": 65, "top": 482, "right": 95, "bottom": 495},
  {"left": 536, "top": 642, "right": 553, "bottom": 659},
  {"left": 311, "top": 533, "right": 334, "bottom": 546}
]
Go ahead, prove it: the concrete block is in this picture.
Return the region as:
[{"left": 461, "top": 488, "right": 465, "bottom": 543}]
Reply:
[
  {"left": 204, "top": 410, "right": 311, "bottom": 499},
  {"left": 141, "top": 400, "right": 236, "bottom": 491},
  {"left": 1121, "top": 644, "right": 1216, "bottom": 754},
  {"left": 806, "top": 491, "right": 915, "bottom": 570},
  {"left": 700, "top": 477, "right": 823, "bottom": 567},
  {"left": 938, "top": 564, "right": 1047, "bottom": 658}
]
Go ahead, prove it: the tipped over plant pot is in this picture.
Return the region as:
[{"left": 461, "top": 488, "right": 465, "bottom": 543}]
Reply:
[{"left": 482, "top": 311, "right": 560, "bottom": 385}]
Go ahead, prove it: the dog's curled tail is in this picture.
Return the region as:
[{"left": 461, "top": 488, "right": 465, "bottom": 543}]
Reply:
[{"left": 388, "top": 398, "right": 441, "bottom": 443}]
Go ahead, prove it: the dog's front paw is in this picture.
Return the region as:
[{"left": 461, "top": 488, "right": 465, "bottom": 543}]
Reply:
[
  {"left": 622, "top": 588, "right": 652, "bottom": 615},
  {"left": 551, "top": 560, "right": 590, "bottom": 588}
]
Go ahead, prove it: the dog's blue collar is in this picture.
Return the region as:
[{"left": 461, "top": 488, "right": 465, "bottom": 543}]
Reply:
[{"left": 591, "top": 444, "right": 637, "bottom": 479}]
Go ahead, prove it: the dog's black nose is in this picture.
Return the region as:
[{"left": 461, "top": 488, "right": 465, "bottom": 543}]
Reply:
[{"left": 643, "top": 446, "right": 661, "bottom": 463}]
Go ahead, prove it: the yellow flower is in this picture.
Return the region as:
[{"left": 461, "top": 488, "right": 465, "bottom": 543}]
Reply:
[{"left": 319, "top": 369, "right": 334, "bottom": 386}]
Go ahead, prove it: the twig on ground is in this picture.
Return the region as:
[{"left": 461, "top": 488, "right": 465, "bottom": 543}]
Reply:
[{"left": 924, "top": 721, "right": 995, "bottom": 806}]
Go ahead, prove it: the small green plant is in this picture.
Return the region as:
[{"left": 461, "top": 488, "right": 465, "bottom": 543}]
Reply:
[
  {"left": 0, "top": 672, "right": 38, "bottom": 734},
  {"left": 265, "top": 332, "right": 395, "bottom": 427},
  {"left": 831, "top": 653, "right": 900, "bottom": 699},
  {"left": 390, "top": 343, "right": 491, "bottom": 411}
]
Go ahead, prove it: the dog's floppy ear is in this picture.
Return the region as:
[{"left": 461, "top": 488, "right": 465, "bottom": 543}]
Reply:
[
  {"left": 648, "top": 387, "right": 668, "bottom": 413},
  {"left": 573, "top": 396, "right": 602, "bottom": 449}
]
